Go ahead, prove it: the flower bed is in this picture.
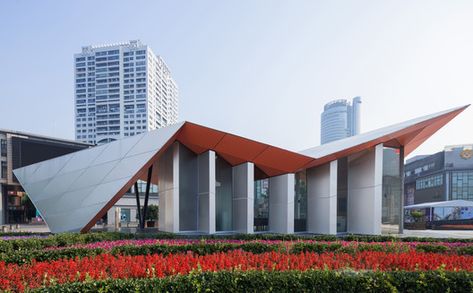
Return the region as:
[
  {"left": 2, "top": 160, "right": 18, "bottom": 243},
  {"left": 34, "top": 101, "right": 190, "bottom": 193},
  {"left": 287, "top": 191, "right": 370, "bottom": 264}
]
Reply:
[
  {"left": 1, "top": 250, "right": 472, "bottom": 291},
  {"left": 1, "top": 233, "right": 472, "bottom": 292}
]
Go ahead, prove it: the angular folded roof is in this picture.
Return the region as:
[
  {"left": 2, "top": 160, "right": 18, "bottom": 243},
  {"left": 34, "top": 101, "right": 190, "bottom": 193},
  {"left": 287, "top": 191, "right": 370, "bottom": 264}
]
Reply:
[{"left": 13, "top": 105, "right": 469, "bottom": 233}]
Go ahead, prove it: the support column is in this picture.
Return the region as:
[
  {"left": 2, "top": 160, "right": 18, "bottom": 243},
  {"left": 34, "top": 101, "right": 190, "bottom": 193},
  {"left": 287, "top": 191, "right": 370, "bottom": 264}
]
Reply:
[
  {"left": 134, "top": 182, "right": 142, "bottom": 229},
  {"left": 306, "top": 160, "right": 337, "bottom": 234},
  {"left": 232, "top": 162, "right": 254, "bottom": 234},
  {"left": 347, "top": 144, "right": 383, "bottom": 235},
  {"left": 158, "top": 142, "right": 180, "bottom": 233},
  {"left": 197, "top": 151, "right": 216, "bottom": 234},
  {"left": 399, "top": 146, "right": 404, "bottom": 234},
  {"left": 141, "top": 166, "right": 153, "bottom": 229},
  {"left": 268, "top": 173, "right": 294, "bottom": 234}
]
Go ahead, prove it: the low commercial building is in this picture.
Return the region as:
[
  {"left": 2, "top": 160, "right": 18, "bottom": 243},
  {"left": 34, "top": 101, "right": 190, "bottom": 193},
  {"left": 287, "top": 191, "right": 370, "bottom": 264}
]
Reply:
[
  {"left": 14, "top": 106, "right": 468, "bottom": 235},
  {"left": 404, "top": 144, "right": 473, "bottom": 205}
]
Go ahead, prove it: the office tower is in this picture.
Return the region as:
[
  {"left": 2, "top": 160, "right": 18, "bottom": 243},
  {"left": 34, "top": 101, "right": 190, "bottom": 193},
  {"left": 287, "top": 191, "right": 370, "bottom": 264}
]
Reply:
[
  {"left": 74, "top": 40, "right": 178, "bottom": 144},
  {"left": 320, "top": 97, "right": 361, "bottom": 144}
]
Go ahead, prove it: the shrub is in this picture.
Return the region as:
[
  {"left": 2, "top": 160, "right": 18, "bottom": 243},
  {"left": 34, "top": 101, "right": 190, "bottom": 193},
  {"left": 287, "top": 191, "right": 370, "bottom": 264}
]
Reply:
[
  {"left": 0, "top": 247, "right": 105, "bottom": 265},
  {"left": 290, "top": 242, "right": 342, "bottom": 254},
  {"left": 30, "top": 270, "right": 473, "bottom": 293},
  {"left": 457, "top": 246, "right": 473, "bottom": 255},
  {"left": 415, "top": 244, "right": 449, "bottom": 254}
]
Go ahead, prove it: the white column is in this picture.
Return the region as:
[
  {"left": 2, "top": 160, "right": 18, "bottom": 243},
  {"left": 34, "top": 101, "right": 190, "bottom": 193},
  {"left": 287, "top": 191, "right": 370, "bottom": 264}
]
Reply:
[
  {"left": 347, "top": 144, "right": 383, "bottom": 235},
  {"left": 268, "top": 173, "right": 294, "bottom": 234},
  {"left": 306, "top": 160, "right": 337, "bottom": 234},
  {"left": 158, "top": 142, "right": 180, "bottom": 233},
  {"left": 197, "top": 150, "right": 216, "bottom": 234},
  {"left": 232, "top": 162, "right": 254, "bottom": 234}
]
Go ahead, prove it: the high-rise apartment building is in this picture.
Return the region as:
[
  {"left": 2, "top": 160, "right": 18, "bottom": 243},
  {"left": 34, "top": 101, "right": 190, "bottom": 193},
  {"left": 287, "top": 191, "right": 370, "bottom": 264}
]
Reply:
[
  {"left": 74, "top": 40, "right": 178, "bottom": 144},
  {"left": 320, "top": 97, "right": 361, "bottom": 144}
]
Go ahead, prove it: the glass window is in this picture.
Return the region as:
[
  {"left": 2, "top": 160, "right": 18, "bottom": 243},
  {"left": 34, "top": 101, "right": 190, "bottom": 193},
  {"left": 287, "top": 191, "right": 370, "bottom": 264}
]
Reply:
[
  {"left": 451, "top": 171, "right": 473, "bottom": 201},
  {"left": 294, "top": 170, "right": 307, "bottom": 232},
  {"left": 416, "top": 174, "right": 443, "bottom": 190},
  {"left": 382, "top": 147, "right": 402, "bottom": 234},
  {"left": 109, "top": 104, "right": 120, "bottom": 112},
  {"left": 2, "top": 161, "right": 8, "bottom": 178},
  {"left": 1, "top": 139, "right": 7, "bottom": 156},
  {"left": 97, "top": 105, "right": 107, "bottom": 113},
  {"left": 216, "top": 156, "right": 232, "bottom": 231},
  {"left": 254, "top": 178, "right": 269, "bottom": 231},
  {"left": 337, "top": 157, "right": 348, "bottom": 232}
]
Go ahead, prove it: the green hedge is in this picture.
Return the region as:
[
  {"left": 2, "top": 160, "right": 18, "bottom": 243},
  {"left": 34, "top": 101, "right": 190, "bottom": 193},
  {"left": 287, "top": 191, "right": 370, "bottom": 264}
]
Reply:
[
  {"left": 1, "top": 231, "right": 472, "bottom": 256},
  {"left": 111, "top": 242, "right": 280, "bottom": 257},
  {"left": 0, "top": 242, "right": 281, "bottom": 265},
  {"left": 415, "top": 244, "right": 449, "bottom": 254},
  {"left": 0, "top": 231, "right": 177, "bottom": 254},
  {"left": 30, "top": 270, "right": 473, "bottom": 293},
  {"left": 290, "top": 242, "right": 343, "bottom": 254},
  {"left": 0, "top": 247, "right": 105, "bottom": 265}
]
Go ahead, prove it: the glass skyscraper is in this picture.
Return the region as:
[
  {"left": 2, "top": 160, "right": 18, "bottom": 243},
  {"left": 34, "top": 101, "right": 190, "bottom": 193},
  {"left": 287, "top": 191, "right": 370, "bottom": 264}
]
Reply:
[
  {"left": 74, "top": 40, "right": 178, "bottom": 144},
  {"left": 320, "top": 97, "right": 361, "bottom": 144}
]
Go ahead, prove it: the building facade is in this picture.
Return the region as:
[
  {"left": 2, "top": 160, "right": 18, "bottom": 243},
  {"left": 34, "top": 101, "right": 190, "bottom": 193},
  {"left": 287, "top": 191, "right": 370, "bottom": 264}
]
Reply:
[
  {"left": 74, "top": 40, "right": 179, "bottom": 145},
  {"left": 14, "top": 105, "right": 468, "bottom": 235},
  {"left": 404, "top": 144, "right": 473, "bottom": 205},
  {"left": 0, "top": 129, "right": 91, "bottom": 225},
  {"left": 320, "top": 97, "right": 361, "bottom": 144}
]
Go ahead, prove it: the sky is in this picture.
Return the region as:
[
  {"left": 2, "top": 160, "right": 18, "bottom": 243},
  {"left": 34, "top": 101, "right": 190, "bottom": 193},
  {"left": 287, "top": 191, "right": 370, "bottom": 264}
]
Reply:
[{"left": 0, "top": 0, "right": 472, "bottom": 159}]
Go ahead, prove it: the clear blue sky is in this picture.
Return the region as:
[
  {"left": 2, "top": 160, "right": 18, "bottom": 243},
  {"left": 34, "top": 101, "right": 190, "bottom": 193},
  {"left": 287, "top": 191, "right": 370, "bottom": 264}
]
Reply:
[{"left": 0, "top": 1, "right": 472, "bottom": 158}]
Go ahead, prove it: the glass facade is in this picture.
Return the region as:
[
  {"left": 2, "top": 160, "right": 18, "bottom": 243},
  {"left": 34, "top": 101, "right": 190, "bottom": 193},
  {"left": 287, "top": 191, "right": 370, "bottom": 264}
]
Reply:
[
  {"left": 294, "top": 171, "right": 307, "bottom": 232},
  {"left": 131, "top": 180, "right": 158, "bottom": 194},
  {"left": 381, "top": 147, "right": 402, "bottom": 234},
  {"left": 215, "top": 156, "right": 232, "bottom": 231},
  {"left": 416, "top": 174, "right": 443, "bottom": 190},
  {"left": 337, "top": 158, "right": 348, "bottom": 232},
  {"left": 254, "top": 178, "right": 269, "bottom": 231},
  {"left": 433, "top": 206, "right": 473, "bottom": 220},
  {"left": 1, "top": 161, "right": 6, "bottom": 179},
  {"left": 451, "top": 171, "right": 473, "bottom": 200},
  {"left": 178, "top": 145, "right": 198, "bottom": 231},
  {"left": 0, "top": 139, "right": 6, "bottom": 156}
]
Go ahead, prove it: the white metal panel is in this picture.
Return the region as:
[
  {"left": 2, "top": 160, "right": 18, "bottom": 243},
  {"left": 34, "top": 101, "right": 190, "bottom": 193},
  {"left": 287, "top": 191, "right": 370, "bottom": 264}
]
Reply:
[
  {"left": 67, "top": 160, "right": 119, "bottom": 191},
  {"left": 40, "top": 169, "right": 86, "bottom": 200},
  {"left": 301, "top": 106, "right": 466, "bottom": 159},
  {"left": 59, "top": 143, "right": 108, "bottom": 174},
  {"left": 102, "top": 151, "right": 156, "bottom": 183},
  {"left": 81, "top": 178, "right": 130, "bottom": 207},
  {"left": 13, "top": 123, "right": 185, "bottom": 233},
  {"left": 127, "top": 122, "right": 185, "bottom": 157},
  {"left": 92, "top": 132, "right": 146, "bottom": 165},
  {"left": 26, "top": 154, "right": 72, "bottom": 184}
]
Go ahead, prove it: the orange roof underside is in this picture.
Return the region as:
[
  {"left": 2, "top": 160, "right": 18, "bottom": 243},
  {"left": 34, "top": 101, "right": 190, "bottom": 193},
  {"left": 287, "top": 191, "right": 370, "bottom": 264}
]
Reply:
[
  {"left": 174, "top": 106, "right": 467, "bottom": 176},
  {"left": 176, "top": 122, "right": 314, "bottom": 177}
]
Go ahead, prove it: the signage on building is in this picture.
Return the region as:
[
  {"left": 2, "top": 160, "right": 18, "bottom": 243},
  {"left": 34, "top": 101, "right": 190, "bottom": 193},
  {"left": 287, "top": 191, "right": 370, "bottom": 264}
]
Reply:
[{"left": 460, "top": 149, "right": 473, "bottom": 160}]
